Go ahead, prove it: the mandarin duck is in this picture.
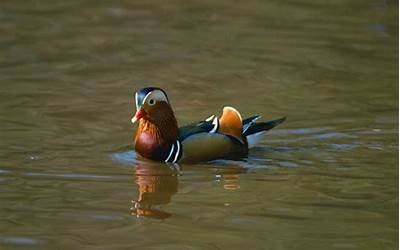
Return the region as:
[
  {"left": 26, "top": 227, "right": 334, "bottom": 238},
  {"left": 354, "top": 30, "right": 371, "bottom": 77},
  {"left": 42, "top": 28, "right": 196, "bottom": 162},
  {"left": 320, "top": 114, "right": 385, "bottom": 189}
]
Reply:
[{"left": 131, "top": 87, "right": 285, "bottom": 163}]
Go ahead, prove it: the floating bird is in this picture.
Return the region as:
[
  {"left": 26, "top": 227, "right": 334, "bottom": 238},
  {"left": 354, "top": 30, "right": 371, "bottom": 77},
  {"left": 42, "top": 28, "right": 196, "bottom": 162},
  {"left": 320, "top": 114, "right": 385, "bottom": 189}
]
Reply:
[{"left": 131, "top": 87, "right": 285, "bottom": 163}]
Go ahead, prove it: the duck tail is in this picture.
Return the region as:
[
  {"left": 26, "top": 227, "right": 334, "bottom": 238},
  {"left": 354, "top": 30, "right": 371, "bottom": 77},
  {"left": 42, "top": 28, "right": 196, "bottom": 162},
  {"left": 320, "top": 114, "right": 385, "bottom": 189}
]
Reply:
[{"left": 243, "top": 117, "right": 286, "bottom": 148}]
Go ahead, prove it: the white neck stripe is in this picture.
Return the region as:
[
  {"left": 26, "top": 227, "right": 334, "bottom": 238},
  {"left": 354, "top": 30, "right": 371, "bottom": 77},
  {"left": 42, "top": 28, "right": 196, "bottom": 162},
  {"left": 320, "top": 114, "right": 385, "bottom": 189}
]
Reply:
[
  {"left": 165, "top": 143, "right": 175, "bottom": 162},
  {"left": 172, "top": 141, "right": 181, "bottom": 163}
]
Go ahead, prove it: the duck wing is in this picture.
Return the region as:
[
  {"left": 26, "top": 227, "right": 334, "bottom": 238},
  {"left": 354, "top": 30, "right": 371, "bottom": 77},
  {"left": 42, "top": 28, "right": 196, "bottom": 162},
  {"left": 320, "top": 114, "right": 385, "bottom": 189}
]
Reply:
[
  {"left": 243, "top": 117, "right": 286, "bottom": 136},
  {"left": 178, "top": 115, "right": 218, "bottom": 142}
]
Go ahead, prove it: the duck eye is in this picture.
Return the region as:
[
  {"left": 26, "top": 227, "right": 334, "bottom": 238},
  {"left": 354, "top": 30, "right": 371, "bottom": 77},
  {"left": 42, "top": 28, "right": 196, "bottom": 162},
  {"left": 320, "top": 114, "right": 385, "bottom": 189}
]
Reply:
[{"left": 148, "top": 98, "right": 156, "bottom": 105}]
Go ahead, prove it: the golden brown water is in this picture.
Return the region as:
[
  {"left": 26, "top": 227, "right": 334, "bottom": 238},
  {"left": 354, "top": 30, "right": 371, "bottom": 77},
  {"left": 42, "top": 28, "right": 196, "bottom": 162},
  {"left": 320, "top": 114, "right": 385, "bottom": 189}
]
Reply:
[{"left": 0, "top": 1, "right": 398, "bottom": 249}]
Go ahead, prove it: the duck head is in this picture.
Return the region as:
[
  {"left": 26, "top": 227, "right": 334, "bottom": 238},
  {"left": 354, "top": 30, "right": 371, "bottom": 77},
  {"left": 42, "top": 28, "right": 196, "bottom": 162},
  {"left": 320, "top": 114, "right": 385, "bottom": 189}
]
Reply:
[
  {"left": 131, "top": 87, "right": 170, "bottom": 124},
  {"left": 132, "top": 87, "right": 178, "bottom": 160}
]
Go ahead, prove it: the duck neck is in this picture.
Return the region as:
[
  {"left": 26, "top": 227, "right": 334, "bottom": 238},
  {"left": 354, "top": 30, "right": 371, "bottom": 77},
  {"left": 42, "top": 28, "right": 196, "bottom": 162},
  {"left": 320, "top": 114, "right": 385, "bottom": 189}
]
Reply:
[{"left": 137, "top": 118, "right": 178, "bottom": 144}]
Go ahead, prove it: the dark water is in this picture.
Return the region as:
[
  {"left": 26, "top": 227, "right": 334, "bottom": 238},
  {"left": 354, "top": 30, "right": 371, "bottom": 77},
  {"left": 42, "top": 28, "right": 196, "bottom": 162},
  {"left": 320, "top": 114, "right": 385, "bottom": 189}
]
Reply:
[{"left": 0, "top": 1, "right": 398, "bottom": 249}]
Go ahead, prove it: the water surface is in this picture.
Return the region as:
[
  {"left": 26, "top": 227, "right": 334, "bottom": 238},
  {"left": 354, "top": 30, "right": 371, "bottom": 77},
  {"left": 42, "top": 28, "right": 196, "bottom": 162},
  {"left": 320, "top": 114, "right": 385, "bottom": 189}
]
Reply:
[{"left": 0, "top": 0, "right": 398, "bottom": 249}]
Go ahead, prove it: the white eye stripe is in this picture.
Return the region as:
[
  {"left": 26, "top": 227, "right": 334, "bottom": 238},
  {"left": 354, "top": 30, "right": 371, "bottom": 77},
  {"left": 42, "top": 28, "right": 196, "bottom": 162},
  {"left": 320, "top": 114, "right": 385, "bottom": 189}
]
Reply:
[
  {"left": 143, "top": 90, "right": 168, "bottom": 106},
  {"left": 142, "top": 92, "right": 153, "bottom": 106},
  {"left": 136, "top": 89, "right": 169, "bottom": 109}
]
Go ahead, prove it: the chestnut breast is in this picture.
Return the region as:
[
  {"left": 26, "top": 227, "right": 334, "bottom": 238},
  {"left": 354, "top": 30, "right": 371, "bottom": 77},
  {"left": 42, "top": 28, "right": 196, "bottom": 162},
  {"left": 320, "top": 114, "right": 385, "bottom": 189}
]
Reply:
[
  {"left": 135, "top": 132, "right": 168, "bottom": 160},
  {"left": 135, "top": 132, "right": 157, "bottom": 156}
]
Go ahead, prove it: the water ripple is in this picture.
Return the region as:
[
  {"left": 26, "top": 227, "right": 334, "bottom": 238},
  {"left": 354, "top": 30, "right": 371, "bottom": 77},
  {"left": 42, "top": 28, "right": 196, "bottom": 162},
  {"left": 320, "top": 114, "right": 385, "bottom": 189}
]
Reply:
[
  {"left": 111, "top": 150, "right": 137, "bottom": 166},
  {"left": 0, "top": 236, "right": 42, "bottom": 246},
  {"left": 23, "top": 172, "right": 124, "bottom": 181}
]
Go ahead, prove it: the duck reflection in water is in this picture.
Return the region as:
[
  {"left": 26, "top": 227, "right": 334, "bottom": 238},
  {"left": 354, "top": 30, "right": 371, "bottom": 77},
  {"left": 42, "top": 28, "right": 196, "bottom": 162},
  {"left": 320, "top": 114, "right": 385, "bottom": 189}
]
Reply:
[
  {"left": 131, "top": 162, "right": 179, "bottom": 219},
  {"left": 215, "top": 164, "right": 247, "bottom": 191},
  {"left": 130, "top": 160, "right": 247, "bottom": 219}
]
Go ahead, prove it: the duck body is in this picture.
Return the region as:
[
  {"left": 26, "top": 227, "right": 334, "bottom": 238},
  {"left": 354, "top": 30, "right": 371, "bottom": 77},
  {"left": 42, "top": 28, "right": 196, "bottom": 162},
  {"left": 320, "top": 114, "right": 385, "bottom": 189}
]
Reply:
[
  {"left": 132, "top": 87, "right": 285, "bottom": 164},
  {"left": 179, "top": 128, "right": 248, "bottom": 163}
]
